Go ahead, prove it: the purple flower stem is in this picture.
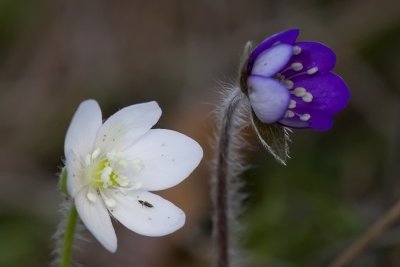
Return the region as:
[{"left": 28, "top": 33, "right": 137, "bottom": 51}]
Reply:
[{"left": 213, "top": 87, "right": 248, "bottom": 267}]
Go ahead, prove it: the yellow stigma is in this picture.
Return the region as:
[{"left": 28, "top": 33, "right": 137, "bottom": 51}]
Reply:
[
  {"left": 86, "top": 149, "right": 130, "bottom": 189},
  {"left": 93, "top": 159, "right": 129, "bottom": 188},
  {"left": 84, "top": 148, "right": 143, "bottom": 206}
]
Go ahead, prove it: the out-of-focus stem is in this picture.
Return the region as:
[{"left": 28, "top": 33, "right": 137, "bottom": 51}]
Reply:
[{"left": 329, "top": 198, "right": 400, "bottom": 267}]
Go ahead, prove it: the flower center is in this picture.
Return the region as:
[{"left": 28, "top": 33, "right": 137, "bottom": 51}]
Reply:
[
  {"left": 84, "top": 148, "right": 143, "bottom": 208},
  {"left": 92, "top": 150, "right": 129, "bottom": 188}
]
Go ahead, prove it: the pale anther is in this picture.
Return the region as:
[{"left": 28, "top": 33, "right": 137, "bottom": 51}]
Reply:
[
  {"left": 291, "top": 62, "right": 303, "bottom": 71},
  {"left": 302, "top": 92, "right": 313, "bottom": 103},
  {"left": 91, "top": 148, "right": 101, "bottom": 159},
  {"left": 101, "top": 166, "right": 113, "bottom": 185},
  {"left": 293, "top": 87, "right": 306, "bottom": 97},
  {"left": 300, "top": 113, "right": 311, "bottom": 121},
  {"left": 85, "top": 154, "right": 91, "bottom": 167},
  {"left": 105, "top": 198, "right": 116, "bottom": 208},
  {"left": 289, "top": 100, "right": 296, "bottom": 109},
  {"left": 87, "top": 191, "right": 97, "bottom": 202},
  {"left": 106, "top": 151, "right": 117, "bottom": 161},
  {"left": 283, "top": 79, "right": 294, "bottom": 89},
  {"left": 118, "top": 160, "right": 127, "bottom": 168},
  {"left": 118, "top": 178, "right": 129, "bottom": 187},
  {"left": 285, "top": 110, "right": 295, "bottom": 118},
  {"left": 307, "top": 67, "right": 318, "bottom": 75},
  {"left": 293, "top": 46, "right": 301, "bottom": 55}
]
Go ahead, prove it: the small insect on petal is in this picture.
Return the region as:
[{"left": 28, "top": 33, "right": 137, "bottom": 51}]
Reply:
[{"left": 138, "top": 200, "right": 154, "bottom": 208}]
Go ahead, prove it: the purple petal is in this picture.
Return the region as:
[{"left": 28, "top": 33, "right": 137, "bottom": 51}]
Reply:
[
  {"left": 248, "top": 29, "right": 299, "bottom": 72},
  {"left": 290, "top": 72, "right": 350, "bottom": 115},
  {"left": 251, "top": 44, "right": 293, "bottom": 78},
  {"left": 279, "top": 108, "right": 333, "bottom": 131},
  {"left": 281, "top": 42, "right": 336, "bottom": 79},
  {"left": 248, "top": 75, "right": 290, "bottom": 123}
]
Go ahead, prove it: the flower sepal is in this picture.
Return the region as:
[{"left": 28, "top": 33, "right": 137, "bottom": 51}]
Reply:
[
  {"left": 59, "top": 167, "right": 69, "bottom": 197},
  {"left": 238, "top": 41, "right": 253, "bottom": 96},
  {"left": 251, "top": 111, "right": 291, "bottom": 165}
]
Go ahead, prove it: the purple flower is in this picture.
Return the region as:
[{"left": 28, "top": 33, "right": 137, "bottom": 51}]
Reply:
[{"left": 243, "top": 29, "right": 350, "bottom": 131}]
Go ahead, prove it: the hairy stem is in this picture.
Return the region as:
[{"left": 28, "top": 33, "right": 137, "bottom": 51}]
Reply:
[
  {"left": 213, "top": 87, "right": 247, "bottom": 267},
  {"left": 60, "top": 202, "right": 78, "bottom": 267},
  {"left": 329, "top": 198, "right": 400, "bottom": 267}
]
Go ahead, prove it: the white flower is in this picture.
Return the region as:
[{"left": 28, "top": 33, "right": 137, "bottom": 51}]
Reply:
[{"left": 64, "top": 99, "right": 203, "bottom": 252}]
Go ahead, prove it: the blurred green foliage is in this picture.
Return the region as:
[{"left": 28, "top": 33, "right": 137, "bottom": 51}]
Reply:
[
  {"left": 0, "top": 0, "right": 40, "bottom": 60},
  {"left": 360, "top": 24, "right": 400, "bottom": 92},
  {"left": 0, "top": 212, "right": 51, "bottom": 267},
  {"left": 244, "top": 113, "right": 387, "bottom": 266}
]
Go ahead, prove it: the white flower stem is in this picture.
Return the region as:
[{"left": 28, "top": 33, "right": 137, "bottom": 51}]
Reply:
[
  {"left": 60, "top": 202, "right": 78, "bottom": 267},
  {"left": 213, "top": 86, "right": 249, "bottom": 267}
]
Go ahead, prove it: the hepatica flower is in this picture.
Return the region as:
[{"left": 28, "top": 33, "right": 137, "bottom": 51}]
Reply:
[
  {"left": 242, "top": 28, "right": 350, "bottom": 131},
  {"left": 64, "top": 100, "right": 203, "bottom": 252}
]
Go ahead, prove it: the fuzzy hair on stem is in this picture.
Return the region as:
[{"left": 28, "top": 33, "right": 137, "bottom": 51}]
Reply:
[
  {"left": 51, "top": 197, "right": 85, "bottom": 267},
  {"left": 211, "top": 84, "right": 251, "bottom": 267}
]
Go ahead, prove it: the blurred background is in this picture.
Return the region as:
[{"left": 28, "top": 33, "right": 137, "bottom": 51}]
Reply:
[{"left": 0, "top": 0, "right": 399, "bottom": 266}]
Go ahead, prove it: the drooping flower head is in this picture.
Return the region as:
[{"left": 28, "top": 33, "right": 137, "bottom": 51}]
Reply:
[
  {"left": 240, "top": 28, "right": 350, "bottom": 131},
  {"left": 237, "top": 29, "right": 350, "bottom": 163},
  {"left": 64, "top": 100, "right": 203, "bottom": 252}
]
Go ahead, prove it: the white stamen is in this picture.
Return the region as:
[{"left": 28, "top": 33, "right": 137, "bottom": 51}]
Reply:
[
  {"left": 283, "top": 79, "right": 294, "bottom": 89},
  {"left": 118, "top": 180, "right": 129, "bottom": 187},
  {"left": 99, "top": 190, "right": 116, "bottom": 208},
  {"left": 101, "top": 166, "right": 113, "bottom": 185},
  {"left": 105, "top": 198, "right": 116, "bottom": 208},
  {"left": 293, "top": 46, "right": 302, "bottom": 55},
  {"left": 106, "top": 151, "right": 117, "bottom": 161},
  {"left": 307, "top": 67, "right": 318, "bottom": 75},
  {"left": 87, "top": 191, "right": 97, "bottom": 202},
  {"left": 85, "top": 154, "right": 91, "bottom": 167},
  {"left": 300, "top": 113, "right": 311, "bottom": 121},
  {"left": 91, "top": 148, "right": 101, "bottom": 159},
  {"left": 118, "top": 160, "right": 127, "bottom": 168},
  {"left": 293, "top": 87, "right": 306, "bottom": 97},
  {"left": 285, "top": 110, "right": 295, "bottom": 118},
  {"left": 302, "top": 92, "right": 313, "bottom": 103},
  {"left": 117, "top": 175, "right": 129, "bottom": 187},
  {"left": 289, "top": 100, "right": 296, "bottom": 109},
  {"left": 291, "top": 62, "right": 303, "bottom": 71}
]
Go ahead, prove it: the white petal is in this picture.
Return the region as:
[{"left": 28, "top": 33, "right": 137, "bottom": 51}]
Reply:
[
  {"left": 95, "top": 101, "right": 162, "bottom": 152},
  {"left": 64, "top": 100, "right": 102, "bottom": 159},
  {"left": 111, "top": 191, "right": 185, "bottom": 236},
  {"left": 75, "top": 190, "right": 117, "bottom": 252},
  {"left": 65, "top": 150, "right": 85, "bottom": 197},
  {"left": 251, "top": 44, "right": 293, "bottom": 77},
  {"left": 123, "top": 129, "right": 203, "bottom": 191},
  {"left": 248, "top": 76, "right": 290, "bottom": 123}
]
